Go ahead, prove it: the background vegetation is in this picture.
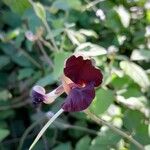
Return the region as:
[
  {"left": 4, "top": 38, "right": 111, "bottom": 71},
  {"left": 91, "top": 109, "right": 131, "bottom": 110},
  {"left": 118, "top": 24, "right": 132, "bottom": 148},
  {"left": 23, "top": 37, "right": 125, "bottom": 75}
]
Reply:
[{"left": 0, "top": 0, "right": 150, "bottom": 150}]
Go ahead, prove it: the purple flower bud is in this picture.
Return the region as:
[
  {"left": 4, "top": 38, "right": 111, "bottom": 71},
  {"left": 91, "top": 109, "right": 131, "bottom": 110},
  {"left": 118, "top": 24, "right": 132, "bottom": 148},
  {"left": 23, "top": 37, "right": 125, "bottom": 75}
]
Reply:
[{"left": 31, "top": 86, "right": 46, "bottom": 106}]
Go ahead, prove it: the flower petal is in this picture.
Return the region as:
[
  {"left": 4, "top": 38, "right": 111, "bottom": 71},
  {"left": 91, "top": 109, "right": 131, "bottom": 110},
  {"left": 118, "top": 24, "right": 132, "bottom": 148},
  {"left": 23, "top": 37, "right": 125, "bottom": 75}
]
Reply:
[
  {"left": 62, "top": 82, "right": 95, "bottom": 112},
  {"left": 64, "top": 55, "right": 103, "bottom": 87}
]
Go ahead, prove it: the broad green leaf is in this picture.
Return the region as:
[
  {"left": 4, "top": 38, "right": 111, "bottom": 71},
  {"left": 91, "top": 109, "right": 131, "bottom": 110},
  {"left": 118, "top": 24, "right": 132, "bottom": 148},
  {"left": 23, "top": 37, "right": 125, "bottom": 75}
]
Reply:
[
  {"left": 18, "top": 68, "right": 34, "bottom": 80},
  {"left": 75, "top": 136, "right": 91, "bottom": 150},
  {"left": 0, "top": 43, "right": 32, "bottom": 67},
  {"left": 2, "top": 10, "right": 21, "bottom": 27},
  {"left": 90, "top": 130, "right": 121, "bottom": 150},
  {"left": 52, "top": 0, "right": 81, "bottom": 11},
  {"left": 131, "top": 49, "right": 150, "bottom": 61},
  {"left": 123, "top": 110, "right": 144, "bottom": 132},
  {"left": 53, "top": 52, "right": 71, "bottom": 79},
  {"left": 105, "top": 9, "right": 123, "bottom": 33},
  {"left": 90, "top": 89, "right": 114, "bottom": 115},
  {"left": 32, "top": 2, "right": 46, "bottom": 22},
  {"left": 0, "top": 55, "right": 10, "bottom": 69},
  {"left": 123, "top": 110, "right": 150, "bottom": 146},
  {"left": 0, "top": 128, "right": 10, "bottom": 142},
  {"left": 120, "top": 61, "right": 150, "bottom": 91},
  {"left": 23, "top": 9, "right": 42, "bottom": 33},
  {"left": 2, "top": 0, "right": 31, "bottom": 15}
]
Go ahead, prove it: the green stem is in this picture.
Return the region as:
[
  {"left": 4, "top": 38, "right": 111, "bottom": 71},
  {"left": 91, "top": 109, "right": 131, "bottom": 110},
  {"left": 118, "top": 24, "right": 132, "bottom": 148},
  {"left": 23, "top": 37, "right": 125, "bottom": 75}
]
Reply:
[
  {"left": 85, "top": 110, "right": 145, "bottom": 150},
  {"left": 37, "top": 41, "right": 54, "bottom": 68},
  {"left": 43, "top": 20, "right": 59, "bottom": 52},
  {"left": 29, "top": 109, "right": 64, "bottom": 150},
  {"left": 17, "top": 117, "right": 46, "bottom": 150}
]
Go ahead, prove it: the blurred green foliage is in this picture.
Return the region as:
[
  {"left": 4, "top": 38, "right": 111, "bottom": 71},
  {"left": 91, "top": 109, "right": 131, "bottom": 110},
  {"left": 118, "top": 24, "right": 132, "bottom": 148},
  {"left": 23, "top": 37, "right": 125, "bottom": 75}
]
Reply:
[{"left": 0, "top": 0, "right": 150, "bottom": 150}]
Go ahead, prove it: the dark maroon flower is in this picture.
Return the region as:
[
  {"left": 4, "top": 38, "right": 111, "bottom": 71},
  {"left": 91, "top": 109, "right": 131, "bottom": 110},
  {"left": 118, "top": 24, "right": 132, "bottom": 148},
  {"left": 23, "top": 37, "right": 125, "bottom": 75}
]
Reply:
[
  {"left": 31, "top": 55, "right": 103, "bottom": 111},
  {"left": 62, "top": 55, "right": 103, "bottom": 112}
]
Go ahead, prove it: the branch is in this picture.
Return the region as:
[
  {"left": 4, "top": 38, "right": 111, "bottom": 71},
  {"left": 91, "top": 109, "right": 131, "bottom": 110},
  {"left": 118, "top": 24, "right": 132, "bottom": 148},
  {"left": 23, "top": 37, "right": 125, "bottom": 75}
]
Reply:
[{"left": 84, "top": 109, "right": 145, "bottom": 150}]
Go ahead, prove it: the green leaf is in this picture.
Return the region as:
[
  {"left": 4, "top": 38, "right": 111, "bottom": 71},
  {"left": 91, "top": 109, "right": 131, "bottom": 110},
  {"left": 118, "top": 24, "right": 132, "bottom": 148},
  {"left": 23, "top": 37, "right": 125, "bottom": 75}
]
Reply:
[
  {"left": 90, "top": 89, "right": 114, "bottom": 115},
  {"left": 105, "top": 9, "right": 123, "bottom": 33},
  {"left": 131, "top": 49, "right": 150, "bottom": 61},
  {"left": 52, "top": 142, "right": 72, "bottom": 150},
  {"left": 0, "top": 55, "right": 10, "bottom": 69},
  {"left": 36, "top": 74, "right": 56, "bottom": 87},
  {"left": 53, "top": 52, "right": 71, "bottom": 79},
  {"left": 18, "top": 68, "right": 34, "bottom": 80},
  {"left": 115, "top": 5, "right": 130, "bottom": 28},
  {"left": 32, "top": 2, "right": 46, "bottom": 22},
  {"left": 123, "top": 110, "right": 145, "bottom": 132},
  {"left": 123, "top": 110, "right": 150, "bottom": 146},
  {"left": 0, "top": 90, "right": 11, "bottom": 101},
  {"left": 52, "top": 0, "right": 81, "bottom": 11},
  {"left": 90, "top": 130, "right": 121, "bottom": 150},
  {"left": 0, "top": 43, "right": 32, "bottom": 67},
  {"left": 75, "top": 136, "right": 91, "bottom": 150},
  {"left": 120, "top": 61, "right": 150, "bottom": 91},
  {"left": 0, "top": 128, "right": 10, "bottom": 142},
  {"left": 2, "top": 0, "right": 31, "bottom": 15},
  {"left": 75, "top": 42, "right": 107, "bottom": 57}
]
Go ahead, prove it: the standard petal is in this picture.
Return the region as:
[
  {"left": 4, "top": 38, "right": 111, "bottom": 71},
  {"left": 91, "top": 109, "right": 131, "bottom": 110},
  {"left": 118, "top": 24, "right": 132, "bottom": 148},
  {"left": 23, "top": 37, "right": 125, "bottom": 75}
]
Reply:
[
  {"left": 64, "top": 55, "right": 103, "bottom": 87},
  {"left": 62, "top": 82, "right": 95, "bottom": 112}
]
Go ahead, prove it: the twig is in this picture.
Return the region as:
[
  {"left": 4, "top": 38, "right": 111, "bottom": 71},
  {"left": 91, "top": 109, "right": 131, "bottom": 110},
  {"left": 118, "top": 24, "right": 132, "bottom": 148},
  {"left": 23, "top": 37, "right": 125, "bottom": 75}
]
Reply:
[
  {"left": 17, "top": 117, "right": 46, "bottom": 150},
  {"left": 40, "top": 37, "right": 54, "bottom": 52},
  {"left": 60, "top": 123, "right": 99, "bottom": 136},
  {"left": 43, "top": 20, "right": 59, "bottom": 52},
  {"left": 0, "top": 100, "right": 30, "bottom": 111},
  {"left": 84, "top": 110, "right": 145, "bottom": 150},
  {"left": 18, "top": 113, "right": 100, "bottom": 150},
  {"left": 29, "top": 0, "right": 59, "bottom": 52},
  {"left": 37, "top": 40, "right": 54, "bottom": 68}
]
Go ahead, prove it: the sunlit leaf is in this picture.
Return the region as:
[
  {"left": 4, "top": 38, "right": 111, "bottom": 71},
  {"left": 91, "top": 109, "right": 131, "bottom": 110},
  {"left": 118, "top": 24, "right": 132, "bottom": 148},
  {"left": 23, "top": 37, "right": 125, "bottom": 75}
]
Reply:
[
  {"left": 115, "top": 5, "right": 130, "bottom": 28},
  {"left": 131, "top": 49, "right": 150, "bottom": 61},
  {"left": 120, "top": 61, "right": 150, "bottom": 91},
  {"left": 32, "top": 2, "right": 46, "bottom": 22},
  {"left": 2, "top": 0, "right": 31, "bottom": 15},
  {"left": 75, "top": 42, "right": 107, "bottom": 57}
]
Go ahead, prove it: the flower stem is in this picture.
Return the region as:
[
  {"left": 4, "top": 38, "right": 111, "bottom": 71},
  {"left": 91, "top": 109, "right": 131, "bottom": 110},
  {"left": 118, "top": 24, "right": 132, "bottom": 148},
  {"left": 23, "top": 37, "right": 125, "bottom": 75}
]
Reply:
[
  {"left": 29, "top": 109, "right": 64, "bottom": 150},
  {"left": 84, "top": 109, "right": 145, "bottom": 150}
]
